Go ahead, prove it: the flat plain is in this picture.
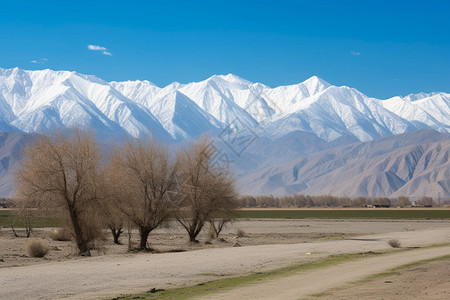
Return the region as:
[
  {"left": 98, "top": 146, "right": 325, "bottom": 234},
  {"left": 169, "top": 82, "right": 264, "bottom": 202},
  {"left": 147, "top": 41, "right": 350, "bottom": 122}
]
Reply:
[{"left": 1, "top": 208, "right": 450, "bottom": 299}]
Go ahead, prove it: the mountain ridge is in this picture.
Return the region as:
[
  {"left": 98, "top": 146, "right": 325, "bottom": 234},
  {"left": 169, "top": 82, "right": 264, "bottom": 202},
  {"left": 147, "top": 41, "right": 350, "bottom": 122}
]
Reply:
[
  {"left": 0, "top": 67, "right": 449, "bottom": 198},
  {"left": 1, "top": 67, "right": 449, "bottom": 143},
  {"left": 238, "top": 130, "right": 450, "bottom": 198}
]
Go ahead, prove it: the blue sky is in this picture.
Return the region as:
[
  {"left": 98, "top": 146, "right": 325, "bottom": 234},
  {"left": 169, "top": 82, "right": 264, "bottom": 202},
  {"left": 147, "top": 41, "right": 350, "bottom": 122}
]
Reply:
[{"left": 0, "top": 0, "right": 449, "bottom": 98}]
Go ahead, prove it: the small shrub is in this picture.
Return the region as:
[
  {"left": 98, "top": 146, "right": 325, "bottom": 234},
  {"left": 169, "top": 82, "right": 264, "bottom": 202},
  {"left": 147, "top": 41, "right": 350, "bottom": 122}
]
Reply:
[
  {"left": 89, "top": 239, "right": 107, "bottom": 256},
  {"left": 98, "top": 230, "right": 109, "bottom": 242},
  {"left": 26, "top": 239, "right": 49, "bottom": 258},
  {"left": 388, "top": 239, "right": 401, "bottom": 248},
  {"left": 48, "top": 228, "right": 72, "bottom": 241},
  {"left": 208, "top": 226, "right": 217, "bottom": 239},
  {"left": 235, "top": 228, "right": 246, "bottom": 238}
]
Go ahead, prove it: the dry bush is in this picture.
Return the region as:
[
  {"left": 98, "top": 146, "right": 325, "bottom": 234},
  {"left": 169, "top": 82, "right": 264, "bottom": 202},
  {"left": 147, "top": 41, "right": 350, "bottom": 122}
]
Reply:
[
  {"left": 88, "top": 237, "right": 108, "bottom": 255},
  {"left": 397, "top": 196, "right": 410, "bottom": 207},
  {"left": 99, "top": 230, "right": 109, "bottom": 242},
  {"left": 209, "top": 215, "right": 234, "bottom": 239},
  {"left": 208, "top": 226, "right": 217, "bottom": 239},
  {"left": 417, "top": 197, "right": 433, "bottom": 207},
  {"left": 235, "top": 228, "right": 246, "bottom": 238},
  {"left": 387, "top": 238, "right": 401, "bottom": 248},
  {"left": 9, "top": 197, "right": 37, "bottom": 238},
  {"left": 48, "top": 228, "right": 72, "bottom": 241},
  {"left": 26, "top": 239, "right": 49, "bottom": 258}
]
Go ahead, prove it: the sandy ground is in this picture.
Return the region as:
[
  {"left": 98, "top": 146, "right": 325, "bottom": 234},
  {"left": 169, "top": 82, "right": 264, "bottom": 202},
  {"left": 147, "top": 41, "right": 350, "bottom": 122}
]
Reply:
[
  {"left": 315, "top": 258, "right": 450, "bottom": 300},
  {"left": 0, "top": 219, "right": 449, "bottom": 299},
  {"left": 1, "top": 219, "right": 448, "bottom": 268},
  {"left": 200, "top": 246, "right": 450, "bottom": 300}
]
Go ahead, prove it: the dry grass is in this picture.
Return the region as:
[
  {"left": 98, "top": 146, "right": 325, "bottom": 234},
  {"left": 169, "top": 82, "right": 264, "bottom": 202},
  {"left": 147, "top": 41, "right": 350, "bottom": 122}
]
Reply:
[
  {"left": 48, "top": 228, "right": 72, "bottom": 241},
  {"left": 26, "top": 239, "right": 49, "bottom": 258},
  {"left": 388, "top": 239, "right": 401, "bottom": 248},
  {"left": 235, "top": 228, "right": 246, "bottom": 238},
  {"left": 208, "top": 226, "right": 217, "bottom": 239}
]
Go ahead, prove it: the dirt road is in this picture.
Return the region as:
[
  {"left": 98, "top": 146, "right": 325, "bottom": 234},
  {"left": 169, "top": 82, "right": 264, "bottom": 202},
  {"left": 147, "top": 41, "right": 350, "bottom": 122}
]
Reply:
[
  {"left": 318, "top": 257, "right": 450, "bottom": 300},
  {"left": 0, "top": 227, "right": 449, "bottom": 299},
  {"left": 198, "top": 246, "right": 450, "bottom": 300}
]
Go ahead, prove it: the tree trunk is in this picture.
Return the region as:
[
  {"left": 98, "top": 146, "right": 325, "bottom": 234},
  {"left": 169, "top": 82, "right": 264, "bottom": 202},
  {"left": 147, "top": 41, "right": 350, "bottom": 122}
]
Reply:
[
  {"left": 214, "top": 219, "right": 229, "bottom": 238},
  {"left": 11, "top": 225, "right": 19, "bottom": 238},
  {"left": 110, "top": 227, "right": 123, "bottom": 245},
  {"left": 69, "top": 208, "right": 88, "bottom": 254},
  {"left": 25, "top": 226, "right": 32, "bottom": 238},
  {"left": 139, "top": 227, "right": 151, "bottom": 250},
  {"left": 189, "top": 233, "right": 199, "bottom": 243},
  {"left": 74, "top": 233, "right": 88, "bottom": 253},
  {"left": 189, "top": 222, "right": 203, "bottom": 243}
]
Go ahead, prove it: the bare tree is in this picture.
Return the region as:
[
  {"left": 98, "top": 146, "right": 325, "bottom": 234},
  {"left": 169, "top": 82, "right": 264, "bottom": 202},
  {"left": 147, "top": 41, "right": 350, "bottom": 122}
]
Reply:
[
  {"left": 397, "top": 196, "right": 411, "bottom": 207},
  {"left": 107, "top": 138, "right": 179, "bottom": 250},
  {"left": 106, "top": 212, "right": 125, "bottom": 245},
  {"left": 10, "top": 197, "right": 37, "bottom": 238},
  {"left": 98, "top": 195, "right": 125, "bottom": 244},
  {"left": 176, "top": 137, "right": 237, "bottom": 242},
  {"left": 16, "top": 129, "right": 103, "bottom": 254},
  {"left": 96, "top": 171, "right": 126, "bottom": 245},
  {"left": 418, "top": 196, "right": 433, "bottom": 207},
  {"left": 208, "top": 212, "right": 234, "bottom": 239}
]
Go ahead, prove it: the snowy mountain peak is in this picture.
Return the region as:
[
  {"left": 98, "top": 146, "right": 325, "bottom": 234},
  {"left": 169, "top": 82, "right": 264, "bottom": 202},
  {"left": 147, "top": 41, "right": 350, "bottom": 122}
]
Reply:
[
  {"left": 1, "top": 67, "right": 449, "bottom": 199},
  {"left": 0, "top": 67, "right": 21, "bottom": 76},
  {"left": 402, "top": 92, "right": 444, "bottom": 102},
  {"left": 205, "top": 74, "right": 253, "bottom": 87},
  {"left": 0, "top": 67, "right": 448, "bottom": 144},
  {"left": 217, "top": 73, "right": 251, "bottom": 84},
  {"left": 301, "top": 76, "right": 331, "bottom": 95},
  {"left": 111, "top": 79, "right": 158, "bottom": 88}
]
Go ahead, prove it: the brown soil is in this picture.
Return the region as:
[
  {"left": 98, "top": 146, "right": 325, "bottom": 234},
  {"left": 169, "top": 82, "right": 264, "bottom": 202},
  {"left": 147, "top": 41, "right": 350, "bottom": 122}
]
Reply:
[
  {"left": 202, "top": 246, "right": 450, "bottom": 300},
  {"left": 0, "top": 219, "right": 449, "bottom": 299},
  {"left": 1, "top": 219, "right": 448, "bottom": 269},
  {"left": 316, "top": 258, "right": 450, "bottom": 300}
]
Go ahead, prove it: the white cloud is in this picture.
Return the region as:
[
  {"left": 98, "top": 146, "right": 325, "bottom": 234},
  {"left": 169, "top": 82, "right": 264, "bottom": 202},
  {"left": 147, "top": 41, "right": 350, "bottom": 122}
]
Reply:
[
  {"left": 350, "top": 51, "right": 361, "bottom": 56},
  {"left": 88, "top": 45, "right": 106, "bottom": 51},
  {"left": 87, "top": 44, "right": 112, "bottom": 56},
  {"left": 30, "top": 58, "right": 48, "bottom": 64}
]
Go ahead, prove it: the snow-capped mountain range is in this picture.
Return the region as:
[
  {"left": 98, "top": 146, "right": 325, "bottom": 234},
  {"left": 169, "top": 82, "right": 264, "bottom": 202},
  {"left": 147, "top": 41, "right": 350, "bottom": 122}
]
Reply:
[
  {"left": 1, "top": 67, "right": 449, "bottom": 142},
  {"left": 1, "top": 67, "right": 449, "bottom": 198}
]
